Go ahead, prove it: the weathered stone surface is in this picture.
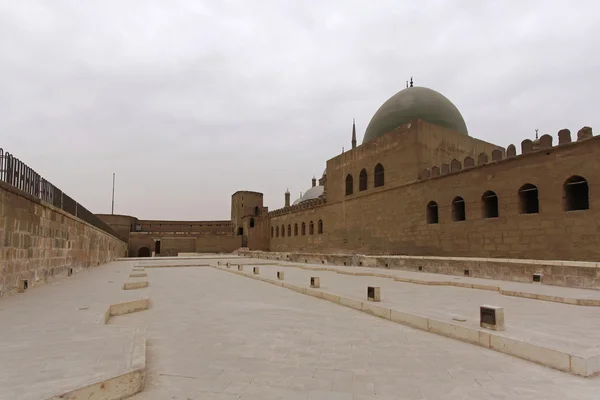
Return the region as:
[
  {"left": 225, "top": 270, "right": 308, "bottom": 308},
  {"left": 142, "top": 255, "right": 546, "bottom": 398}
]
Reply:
[{"left": 0, "top": 182, "right": 127, "bottom": 298}]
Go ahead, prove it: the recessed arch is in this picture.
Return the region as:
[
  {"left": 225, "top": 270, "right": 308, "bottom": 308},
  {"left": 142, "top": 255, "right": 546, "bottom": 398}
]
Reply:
[
  {"left": 276, "top": 226, "right": 279, "bottom": 237},
  {"left": 452, "top": 197, "right": 466, "bottom": 221},
  {"left": 564, "top": 175, "right": 589, "bottom": 211},
  {"left": 309, "top": 221, "right": 314, "bottom": 235},
  {"left": 301, "top": 222, "right": 306, "bottom": 236},
  {"left": 346, "top": 174, "right": 354, "bottom": 195},
  {"left": 249, "top": 218, "right": 255, "bottom": 228},
  {"left": 281, "top": 224, "right": 285, "bottom": 237},
  {"left": 318, "top": 219, "right": 323, "bottom": 234},
  {"left": 519, "top": 184, "right": 539, "bottom": 214},
  {"left": 426, "top": 201, "right": 439, "bottom": 224},
  {"left": 482, "top": 190, "right": 499, "bottom": 218},
  {"left": 271, "top": 226, "right": 274, "bottom": 237},
  {"left": 359, "top": 169, "right": 368, "bottom": 191},
  {"left": 374, "top": 163, "right": 384, "bottom": 187},
  {"left": 294, "top": 223, "right": 298, "bottom": 236},
  {"left": 138, "top": 247, "right": 151, "bottom": 257},
  {"left": 287, "top": 224, "right": 291, "bottom": 237}
]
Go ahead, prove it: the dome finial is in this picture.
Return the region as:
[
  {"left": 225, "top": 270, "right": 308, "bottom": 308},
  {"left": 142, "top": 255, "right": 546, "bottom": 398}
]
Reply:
[
  {"left": 535, "top": 128, "right": 539, "bottom": 140},
  {"left": 410, "top": 77, "right": 414, "bottom": 87}
]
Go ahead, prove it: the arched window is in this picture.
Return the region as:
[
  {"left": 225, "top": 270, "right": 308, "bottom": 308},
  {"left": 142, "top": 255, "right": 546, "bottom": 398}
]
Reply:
[
  {"left": 374, "top": 163, "right": 384, "bottom": 187},
  {"left": 519, "top": 184, "right": 539, "bottom": 214},
  {"left": 452, "top": 197, "right": 466, "bottom": 221},
  {"left": 359, "top": 169, "right": 368, "bottom": 191},
  {"left": 271, "top": 226, "right": 274, "bottom": 237},
  {"left": 276, "top": 226, "right": 279, "bottom": 237},
  {"left": 294, "top": 223, "right": 298, "bottom": 236},
  {"left": 346, "top": 174, "right": 353, "bottom": 195},
  {"left": 309, "top": 221, "right": 314, "bottom": 235},
  {"left": 564, "top": 176, "right": 589, "bottom": 211},
  {"left": 318, "top": 219, "right": 323, "bottom": 234},
  {"left": 281, "top": 224, "right": 285, "bottom": 237},
  {"left": 249, "top": 218, "right": 255, "bottom": 228},
  {"left": 482, "top": 191, "right": 499, "bottom": 218},
  {"left": 254, "top": 206, "right": 260, "bottom": 216},
  {"left": 301, "top": 222, "right": 306, "bottom": 235},
  {"left": 287, "top": 224, "right": 291, "bottom": 236},
  {"left": 426, "top": 201, "right": 439, "bottom": 224}
]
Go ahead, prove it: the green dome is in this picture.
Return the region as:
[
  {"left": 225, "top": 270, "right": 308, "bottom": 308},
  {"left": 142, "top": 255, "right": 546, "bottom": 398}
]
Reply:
[{"left": 363, "top": 86, "right": 468, "bottom": 144}]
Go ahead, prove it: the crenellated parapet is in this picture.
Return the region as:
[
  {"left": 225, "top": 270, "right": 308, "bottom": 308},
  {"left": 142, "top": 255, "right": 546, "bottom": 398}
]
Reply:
[
  {"left": 268, "top": 197, "right": 326, "bottom": 217},
  {"left": 418, "top": 126, "right": 594, "bottom": 181}
]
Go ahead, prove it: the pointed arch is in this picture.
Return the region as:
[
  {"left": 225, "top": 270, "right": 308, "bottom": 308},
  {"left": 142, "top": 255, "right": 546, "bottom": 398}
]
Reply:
[
  {"left": 345, "top": 174, "right": 353, "bottom": 195},
  {"left": 374, "top": 163, "right": 384, "bottom": 187},
  {"left": 359, "top": 169, "right": 368, "bottom": 191}
]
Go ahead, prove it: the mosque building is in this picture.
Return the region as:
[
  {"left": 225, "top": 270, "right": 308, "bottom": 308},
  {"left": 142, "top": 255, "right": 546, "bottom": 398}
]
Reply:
[{"left": 99, "top": 81, "right": 597, "bottom": 262}]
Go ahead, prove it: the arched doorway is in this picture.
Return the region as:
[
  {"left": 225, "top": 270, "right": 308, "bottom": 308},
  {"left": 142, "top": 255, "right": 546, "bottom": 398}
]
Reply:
[{"left": 138, "top": 247, "right": 151, "bottom": 257}]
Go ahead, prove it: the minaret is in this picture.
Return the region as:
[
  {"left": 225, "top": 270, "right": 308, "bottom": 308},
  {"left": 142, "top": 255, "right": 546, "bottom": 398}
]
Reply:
[
  {"left": 351, "top": 118, "right": 357, "bottom": 149},
  {"left": 312, "top": 176, "right": 316, "bottom": 187},
  {"left": 284, "top": 189, "right": 290, "bottom": 207}
]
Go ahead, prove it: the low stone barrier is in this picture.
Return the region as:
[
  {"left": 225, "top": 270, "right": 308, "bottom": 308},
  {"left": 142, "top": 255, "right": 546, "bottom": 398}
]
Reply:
[
  {"left": 213, "top": 265, "right": 600, "bottom": 377},
  {"left": 239, "top": 251, "right": 600, "bottom": 290}
]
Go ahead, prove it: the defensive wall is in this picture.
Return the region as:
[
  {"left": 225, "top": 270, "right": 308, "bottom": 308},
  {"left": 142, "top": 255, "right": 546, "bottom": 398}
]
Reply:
[
  {"left": 97, "top": 214, "right": 241, "bottom": 256},
  {"left": 0, "top": 180, "right": 126, "bottom": 297},
  {"left": 266, "top": 125, "right": 600, "bottom": 262}
]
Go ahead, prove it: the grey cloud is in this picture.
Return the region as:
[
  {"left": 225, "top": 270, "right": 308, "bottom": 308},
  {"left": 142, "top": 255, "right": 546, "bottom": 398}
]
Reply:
[{"left": 1, "top": 0, "right": 598, "bottom": 219}]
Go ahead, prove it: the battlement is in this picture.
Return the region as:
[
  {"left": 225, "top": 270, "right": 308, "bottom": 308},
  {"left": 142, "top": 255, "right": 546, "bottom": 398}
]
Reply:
[
  {"left": 417, "top": 126, "right": 594, "bottom": 180},
  {"left": 268, "top": 197, "right": 326, "bottom": 217}
]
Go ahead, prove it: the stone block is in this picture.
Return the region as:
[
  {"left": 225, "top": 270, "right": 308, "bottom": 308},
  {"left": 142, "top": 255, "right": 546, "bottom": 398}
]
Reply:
[
  {"left": 123, "top": 281, "right": 149, "bottom": 290},
  {"left": 109, "top": 298, "right": 149, "bottom": 317},
  {"left": 489, "top": 336, "right": 571, "bottom": 372},
  {"left": 428, "top": 319, "right": 480, "bottom": 345},
  {"left": 339, "top": 297, "right": 362, "bottom": 310},
  {"left": 480, "top": 305, "right": 505, "bottom": 331},
  {"left": 18, "top": 278, "right": 28, "bottom": 293},
  {"left": 321, "top": 292, "right": 341, "bottom": 304},
  {"left": 310, "top": 276, "right": 320, "bottom": 288},
  {"left": 390, "top": 310, "right": 428, "bottom": 330},
  {"left": 130, "top": 273, "right": 147, "bottom": 278},
  {"left": 361, "top": 302, "right": 391, "bottom": 319},
  {"left": 277, "top": 271, "right": 284, "bottom": 280},
  {"left": 253, "top": 266, "right": 259, "bottom": 274},
  {"left": 367, "top": 286, "right": 380, "bottom": 302},
  {"left": 238, "top": 265, "right": 243, "bottom": 271}
]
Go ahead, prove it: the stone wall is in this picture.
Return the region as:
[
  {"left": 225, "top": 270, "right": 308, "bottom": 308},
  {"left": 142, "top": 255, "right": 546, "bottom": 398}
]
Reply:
[
  {"left": 267, "top": 131, "right": 600, "bottom": 261},
  {"left": 0, "top": 181, "right": 127, "bottom": 297},
  {"left": 129, "top": 232, "right": 240, "bottom": 256},
  {"left": 241, "top": 250, "right": 600, "bottom": 289}
]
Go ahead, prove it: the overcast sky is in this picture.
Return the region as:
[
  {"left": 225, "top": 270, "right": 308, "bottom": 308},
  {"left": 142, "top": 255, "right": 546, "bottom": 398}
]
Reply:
[{"left": 1, "top": 1, "right": 598, "bottom": 220}]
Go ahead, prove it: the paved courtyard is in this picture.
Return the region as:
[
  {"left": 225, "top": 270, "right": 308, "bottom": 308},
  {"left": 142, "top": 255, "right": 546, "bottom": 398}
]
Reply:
[
  {"left": 120, "top": 257, "right": 599, "bottom": 399},
  {"left": 2, "top": 255, "right": 600, "bottom": 399}
]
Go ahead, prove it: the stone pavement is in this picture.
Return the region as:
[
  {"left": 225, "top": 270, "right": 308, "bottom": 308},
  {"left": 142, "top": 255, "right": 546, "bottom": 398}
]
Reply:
[
  {"left": 236, "top": 262, "right": 600, "bottom": 354},
  {"left": 3, "top": 255, "right": 600, "bottom": 399},
  {"left": 107, "top": 257, "right": 600, "bottom": 399},
  {"left": 0, "top": 260, "right": 146, "bottom": 400}
]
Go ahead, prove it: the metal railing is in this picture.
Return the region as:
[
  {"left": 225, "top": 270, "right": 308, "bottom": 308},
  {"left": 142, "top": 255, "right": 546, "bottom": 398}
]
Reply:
[{"left": 0, "top": 147, "right": 124, "bottom": 241}]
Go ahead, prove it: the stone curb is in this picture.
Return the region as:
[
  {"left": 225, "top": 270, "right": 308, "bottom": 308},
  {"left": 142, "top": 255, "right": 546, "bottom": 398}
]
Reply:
[
  {"left": 130, "top": 273, "right": 148, "bottom": 278},
  {"left": 213, "top": 265, "right": 599, "bottom": 377},
  {"left": 47, "top": 327, "right": 147, "bottom": 400},
  {"left": 276, "top": 263, "right": 600, "bottom": 307}
]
